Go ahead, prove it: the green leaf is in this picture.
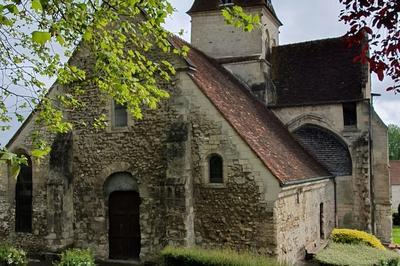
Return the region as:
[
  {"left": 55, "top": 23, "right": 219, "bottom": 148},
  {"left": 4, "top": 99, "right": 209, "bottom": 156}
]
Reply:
[
  {"left": 31, "top": 0, "right": 42, "bottom": 11},
  {"left": 9, "top": 163, "right": 20, "bottom": 180},
  {"left": 31, "top": 147, "right": 51, "bottom": 159},
  {"left": 5, "top": 4, "right": 18, "bottom": 15},
  {"left": 32, "top": 31, "right": 51, "bottom": 45},
  {"left": 56, "top": 34, "right": 65, "bottom": 45}
]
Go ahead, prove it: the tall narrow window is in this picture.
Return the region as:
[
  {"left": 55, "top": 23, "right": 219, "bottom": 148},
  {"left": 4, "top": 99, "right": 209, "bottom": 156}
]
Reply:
[
  {"left": 319, "top": 203, "right": 324, "bottom": 239},
  {"left": 209, "top": 154, "right": 223, "bottom": 183},
  {"left": 114, "top": 101, "right": 128, "bottom": 127},
  {"left": 15, "top": 156, "right": 32, "bottom": 232},
  {"left": 265, "top": 30, "right": 271, "bottom": 59},
  {"left": 343, "top": 102, "right": 357, "bottom": 127}
]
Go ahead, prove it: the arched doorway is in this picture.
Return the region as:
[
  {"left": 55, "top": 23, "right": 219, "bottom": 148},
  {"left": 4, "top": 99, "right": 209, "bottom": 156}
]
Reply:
[{"left": 106, "top": 172, "right": 140, "bottom": 260}]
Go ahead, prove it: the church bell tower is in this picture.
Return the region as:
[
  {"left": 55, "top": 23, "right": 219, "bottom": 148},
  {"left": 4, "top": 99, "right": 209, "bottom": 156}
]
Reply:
[{"left": 188, "top": 0, "right": 282, "bottom": 104}]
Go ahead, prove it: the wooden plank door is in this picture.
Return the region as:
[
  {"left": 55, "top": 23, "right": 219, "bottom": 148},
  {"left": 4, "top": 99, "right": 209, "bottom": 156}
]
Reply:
[{"left": 109, "top": 191, "right": 140, "bottom": 259}]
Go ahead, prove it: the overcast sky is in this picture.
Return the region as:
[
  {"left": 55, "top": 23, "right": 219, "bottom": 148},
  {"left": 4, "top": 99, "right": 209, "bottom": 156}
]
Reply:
[{"left": 1, "top": 0, "right": 399, "bottom": 145}]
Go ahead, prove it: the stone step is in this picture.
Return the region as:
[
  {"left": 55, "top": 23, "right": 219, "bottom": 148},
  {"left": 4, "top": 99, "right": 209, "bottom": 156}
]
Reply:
[{"left": 97, "top": 259, "right": 141, "bottom": 266}]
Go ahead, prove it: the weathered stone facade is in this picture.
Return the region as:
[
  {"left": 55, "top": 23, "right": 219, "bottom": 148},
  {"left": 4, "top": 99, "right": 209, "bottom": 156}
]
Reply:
[
  {"left": 272, "top": 103, "right": 391, "bottom": 243},
  {"left": 0, "top": 0, "right": 391, "bottom": 265},
  {"left": 275, "top": 180, "right": 335, "bottom": 262}
]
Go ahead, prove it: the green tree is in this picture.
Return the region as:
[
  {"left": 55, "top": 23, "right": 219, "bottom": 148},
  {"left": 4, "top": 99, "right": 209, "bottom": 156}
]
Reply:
[
  {"left": 0, "top": 0, "right": 259, "bottom": 173},
  {"left": 389, "top": 124, "right": 400, "bottom": 161}
]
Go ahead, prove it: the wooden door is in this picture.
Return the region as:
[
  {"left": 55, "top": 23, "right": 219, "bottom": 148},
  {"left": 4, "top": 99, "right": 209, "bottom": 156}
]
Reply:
[{"left": 109, "top": 191, "right": 141, "bottom": 259}]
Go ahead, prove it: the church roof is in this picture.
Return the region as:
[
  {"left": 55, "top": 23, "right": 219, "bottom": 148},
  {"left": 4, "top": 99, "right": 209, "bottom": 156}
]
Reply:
[
  {"left": 390, "top": 161, "right": 400, "bottom": 186},
  {"left": 188, "top": 0, "right": 282, "bottom": 25},
  {"left": 270, "top": 37, "right": 367, "bottom": 107},
  {"left": 170, "top": 36, "right": 331, "bottom": 185}
]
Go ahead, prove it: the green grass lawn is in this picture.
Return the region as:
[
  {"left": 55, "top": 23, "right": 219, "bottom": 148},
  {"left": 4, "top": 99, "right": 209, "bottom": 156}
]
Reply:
[{"left": 393, "top": 226, "right": 400, "bottom": 244}]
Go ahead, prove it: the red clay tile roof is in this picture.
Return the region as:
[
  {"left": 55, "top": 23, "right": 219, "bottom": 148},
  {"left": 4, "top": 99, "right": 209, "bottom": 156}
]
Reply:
[
  {"left": 170, "top": 36, "right": 330, "bottom": 185},
  {"left": 188, "top": 0, "right": 282, "bottom": 25},
  {"left": 390, "top": 161, "right": 400, "bottom": 186},
  {"left": 270, "top": 37, "right": 368, "bottom": 107}
]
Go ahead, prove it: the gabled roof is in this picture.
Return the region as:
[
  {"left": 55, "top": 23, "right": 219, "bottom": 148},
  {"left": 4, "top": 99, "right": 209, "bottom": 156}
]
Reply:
[
  {"left": 170, "top": 36, "right": 330, "bottom": 185},
  {"left": 188, "top": 0, "right": 282, "bottom": 26},
  {"left": 390, "top": 161, "right": 400, "bottom": 186},
  {"left": 270, "top": 37, "right": 368, "bottom": 107}
]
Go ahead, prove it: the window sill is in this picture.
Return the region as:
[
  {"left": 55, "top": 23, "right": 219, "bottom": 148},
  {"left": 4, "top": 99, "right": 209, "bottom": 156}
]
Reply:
[
  {"left": 219, "top": 3, "right": 234, "bottom": 7},
  {"left": 109, "top": 126, "right": 130, "bottom": 133},
  {"left": 203, "top": 183, "right": 226, "bottom": 189},
  {"left": 342, "top": 126, "right": 359, "bottom": 132}
]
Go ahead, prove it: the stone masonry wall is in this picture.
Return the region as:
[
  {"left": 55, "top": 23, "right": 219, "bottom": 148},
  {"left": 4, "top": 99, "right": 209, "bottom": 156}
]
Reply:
[
  {"left": 272, "top": 102, "right": 378, "bottom": 234},
  {"left": 371, "top": 111, "right": 391, "bottom": 243},
  {"left": 2, "top": 94, "right": 62, "bottom": 254},
  {"left": 178, "top": 74, "right": 282, "bottom": 256},
  {"left": 275, "top": 180, "right": 335, "bottom": 264},
  {"left": 1, "top": 45, "right": 284, "bottom": 262}
]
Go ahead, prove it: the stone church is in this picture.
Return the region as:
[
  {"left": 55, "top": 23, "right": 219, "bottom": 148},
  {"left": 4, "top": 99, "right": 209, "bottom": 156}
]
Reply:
[{"left": 0, "top": 0, "right": 392, "bottom": 264}]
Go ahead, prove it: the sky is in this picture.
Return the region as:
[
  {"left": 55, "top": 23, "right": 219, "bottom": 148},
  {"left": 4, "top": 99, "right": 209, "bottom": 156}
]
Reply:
[{"left": 1, "top": 0, "right": 399, "bottom": 145}]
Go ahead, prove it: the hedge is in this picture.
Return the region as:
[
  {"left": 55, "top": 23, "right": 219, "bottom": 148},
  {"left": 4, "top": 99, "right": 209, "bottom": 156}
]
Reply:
[
  {"left": 330, "top": 228, "right": 385, "bottom": 250},
  {"left": 161, "top": 246, "right": 283, "bottom": 266},
  {"left": 315, "top": 243, "right": 400, "bottom": 266}
]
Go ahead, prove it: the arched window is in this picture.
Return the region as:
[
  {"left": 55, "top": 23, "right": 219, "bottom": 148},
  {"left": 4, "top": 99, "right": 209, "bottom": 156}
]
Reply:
[
  {"left": 293, "top": 125, "right": 352, "bottom": 176},
  {"left": 113, "top": 101, "right": 128, "bottom": 127},
  {"left": 15, "top": 155, "right": 32, "bottom": 232},
  {"left": 209, "top": 154, "right": 223, "bottom": 183}
]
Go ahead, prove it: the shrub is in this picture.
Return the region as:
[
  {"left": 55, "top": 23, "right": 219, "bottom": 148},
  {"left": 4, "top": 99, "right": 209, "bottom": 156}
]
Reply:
[
  {"left": 57, "top": 248, "right": 95, "bottom": 266},
  {"left": 330, "top": 228, "right": 385, "bottom": 250},
  {"left": 0, "top": 244, "right": 27, "bottom": 266},
  {"left": 315, "top": 243, "right": 400, "bottom": 266},
  {"left": 161, "top": 246, "right": 283, "bottom": 266}
]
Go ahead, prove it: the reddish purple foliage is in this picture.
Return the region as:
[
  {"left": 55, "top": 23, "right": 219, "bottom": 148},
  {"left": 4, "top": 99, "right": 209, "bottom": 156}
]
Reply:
[{"left": 340, "top": 0, "right": 399, "bottom": 92}]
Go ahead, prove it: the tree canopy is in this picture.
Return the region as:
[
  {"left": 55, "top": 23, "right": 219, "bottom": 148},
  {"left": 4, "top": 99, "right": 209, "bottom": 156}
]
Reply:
[
  {"left": 0, "top": 0, "right": 258, "bottom": 150},
  {"left": 339, "top": 0, "right": 399, "bottom": 92},
  {"left": 0, "top": 0, "right": 259, "bottom": 175}
]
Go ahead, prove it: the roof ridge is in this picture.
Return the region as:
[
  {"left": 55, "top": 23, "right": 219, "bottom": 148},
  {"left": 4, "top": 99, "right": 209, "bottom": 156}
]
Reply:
[{"left": 274, "top": 35, "right": 347, "bottom": 49}]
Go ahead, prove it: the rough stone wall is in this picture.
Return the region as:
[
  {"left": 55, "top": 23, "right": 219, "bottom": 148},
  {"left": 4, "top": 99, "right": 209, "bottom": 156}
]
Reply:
[
  {"left": 178, "top": 73, "right": 281, "bottom": 256},
  {"left": 272, "top": 101, "right": 390, "bottom": 239},
  {"left": 275, "top": 180, "right": 335, "bottom": 263},
  {"left": 69, "top": 84, "right": 173, "bottom": 259},
  {"left": 61, "top": 61, "right": 282, "bottom": 261},
  {"left": 392, "top": 186, "right": 400, "bottom": 212},
  {"left": 371, "top": 110, "right": 391, "bottom": 243},
  {"left": 1, "top": 81, "right": 83, "bottom": 254},
  {"left": 2, "top": 129, "right": 53, "bottom": 254}
]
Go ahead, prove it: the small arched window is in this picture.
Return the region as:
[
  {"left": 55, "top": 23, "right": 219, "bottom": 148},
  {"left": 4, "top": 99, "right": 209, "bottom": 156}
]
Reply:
[
  {"left": 15, "top": 155, "right": 33, "bottom": 232},
  {"left": 113, "top": 101, "right": 128, "bottom": 127},
  {"left": 209, "top": 154, "right": 223, "bottom": 183}
]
